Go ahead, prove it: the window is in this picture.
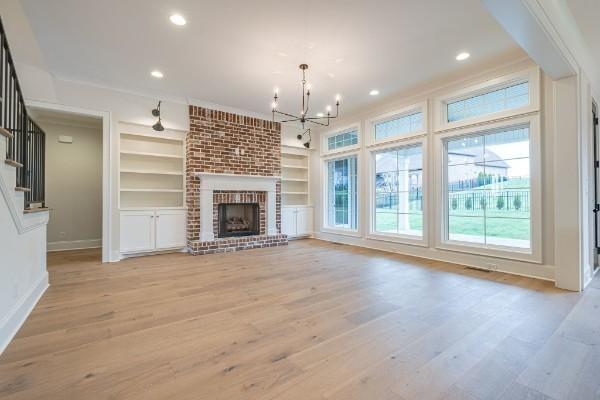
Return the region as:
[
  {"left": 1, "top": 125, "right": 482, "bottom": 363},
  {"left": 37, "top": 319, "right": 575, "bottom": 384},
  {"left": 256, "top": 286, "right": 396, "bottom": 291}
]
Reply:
[
  {"left": 445, "top": 125, "right": 531, "bottom": 250},
  {"left": 327, "top": 130, "right": 358, "bottom": 151},
  {"left": 374, "top": 144, "right": 423, "bottom": 237},
  {"left": 375, "top": 112, "right": 423, "bottom": 140},
  {"left": 447, "top": 81, "right": 529, "bottom": 123},
  {"left": 326, "top": 156, "right": 358, "bottom": 230}
]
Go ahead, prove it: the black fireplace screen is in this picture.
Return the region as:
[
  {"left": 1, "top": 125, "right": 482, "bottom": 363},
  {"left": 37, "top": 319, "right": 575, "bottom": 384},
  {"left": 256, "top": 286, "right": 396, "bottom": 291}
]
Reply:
[{"left": 218, "top": 203, "right": 260, "bottom": 238}]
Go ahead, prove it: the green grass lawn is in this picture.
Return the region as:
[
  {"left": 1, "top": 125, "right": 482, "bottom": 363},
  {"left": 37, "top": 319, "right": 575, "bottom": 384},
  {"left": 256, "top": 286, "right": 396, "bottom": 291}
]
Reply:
[
  {"left": 375, "top": 208, "right": 530, "bottom": 241},
  {"left": 375, "top": 211, "right": 423, "bottom": 233}
]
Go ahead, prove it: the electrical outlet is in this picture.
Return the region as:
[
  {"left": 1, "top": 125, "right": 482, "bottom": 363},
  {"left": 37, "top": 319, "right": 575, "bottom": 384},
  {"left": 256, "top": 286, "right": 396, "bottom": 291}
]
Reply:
[{"left": 487, "top": 263, "right": 498, "bottom": 271}]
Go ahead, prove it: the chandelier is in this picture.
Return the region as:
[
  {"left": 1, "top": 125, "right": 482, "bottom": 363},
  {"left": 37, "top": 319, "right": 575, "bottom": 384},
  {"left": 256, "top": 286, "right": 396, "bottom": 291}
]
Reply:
[{"left": 271, "top": 64, "right": 340, "bottom": 148}]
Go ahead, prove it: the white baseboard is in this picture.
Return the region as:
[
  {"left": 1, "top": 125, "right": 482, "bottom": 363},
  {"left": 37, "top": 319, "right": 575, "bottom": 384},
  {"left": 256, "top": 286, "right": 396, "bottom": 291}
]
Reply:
[
  {"left": 313, "top": 232, "right": 555, "bottom": 282},
  {"left": 0, "top": 272, "right": 49, "bottom": 355},
  {"left": 47, "top": 239, "right": 102, "bottom": 252}
]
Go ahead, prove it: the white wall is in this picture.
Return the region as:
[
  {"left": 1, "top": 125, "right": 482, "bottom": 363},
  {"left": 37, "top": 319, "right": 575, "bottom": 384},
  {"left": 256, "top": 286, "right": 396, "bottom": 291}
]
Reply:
[
  {"left": 42, "top": 121, "right": 103, "bottom": 250},
  {"left": 0, "top": 137, "right": 49, "bottom": 354},
  {"left": 310, "top": 57, "right": 568, "bottom": 284}
]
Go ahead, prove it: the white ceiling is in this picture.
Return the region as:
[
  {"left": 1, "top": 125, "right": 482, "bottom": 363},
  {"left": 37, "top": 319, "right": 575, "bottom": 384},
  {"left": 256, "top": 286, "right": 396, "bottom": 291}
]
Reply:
[
  {"left": 566, "top": 0, "right": 600, "bottom": 70},
  {"left": 21, "top": 0, "right": 520, "bottom": 116}
]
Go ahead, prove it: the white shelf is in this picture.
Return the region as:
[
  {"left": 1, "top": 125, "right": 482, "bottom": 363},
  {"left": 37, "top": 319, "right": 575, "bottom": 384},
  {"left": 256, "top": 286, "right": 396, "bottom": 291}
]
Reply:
[
  {"left": 120, "top": 132, "right": 183, "bottom": 142},
  {"left": 121, "top": 169, "right": 183, "bottom": 176},
  {"left": 282, "top": 164, "right": 308, "bottom": 170},
  {"left": 121, "top": 150, "right": 183, "bottom": 159},
  {"left": 120, "top": 206, "right": 186, "bottom": 211},
  {"left": 282, "top": 191, "right": 309, "bottom": 195},
  {"left": 121, "top": 188, "right": 184, "bottom": 193},
  {"left": 282, "top": 178, "right": 308, "bottom": 182}
]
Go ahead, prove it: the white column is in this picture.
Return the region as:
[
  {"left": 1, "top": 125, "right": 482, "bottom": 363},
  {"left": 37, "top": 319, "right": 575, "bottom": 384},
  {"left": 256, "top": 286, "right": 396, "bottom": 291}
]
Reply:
[
  {"left": 199, "top": 189, "right": 214, "bottom": 241},
  {"left": 266, "top": 190, "right": 277, "bottom": 235}
]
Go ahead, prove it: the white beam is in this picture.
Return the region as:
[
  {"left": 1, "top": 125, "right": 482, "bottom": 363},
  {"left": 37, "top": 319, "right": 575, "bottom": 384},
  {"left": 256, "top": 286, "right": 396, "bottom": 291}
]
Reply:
[{"left": 481, "top": 0, "right": 577, "bottom": 79}]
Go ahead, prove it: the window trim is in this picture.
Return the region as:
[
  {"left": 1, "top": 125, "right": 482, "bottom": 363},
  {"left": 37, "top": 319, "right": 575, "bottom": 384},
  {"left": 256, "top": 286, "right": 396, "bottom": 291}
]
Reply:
[
  {"left": 321, "top": 151, "right": 361, "bottom": 235},
  {"left": 321, "top": 123, "right": 361, "bottom": 156},
  {"left": 366, "top": 101, "right": 428, "bottom": 147},
  {"left": 366, "top": 136, "right": 428, "bottom": 247},
  {"left": 433, "top": 67, "right": 540, "bottom": 132},
  {"left": 434, "top": 114, "right": 542, "bottom": 263}
]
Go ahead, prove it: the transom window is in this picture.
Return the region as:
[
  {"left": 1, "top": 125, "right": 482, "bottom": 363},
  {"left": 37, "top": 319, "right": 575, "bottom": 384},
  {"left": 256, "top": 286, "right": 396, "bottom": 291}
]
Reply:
[
  {"left": 375, "top": 112, "right": 423, "bottom": 140},
  {"left": 326, "top": 156, "right": 358, "bottom": 230},
  {"left": 374, "top": 144, "right": 423, "bottom": 237},
  {"left": 447, "top": 81, "right": 529, "bottom": 123},
  {"left": 445, "top": 125, "right": 531, "bottom": 249},
  {"left": 327, "top": 130, "right": 358, "bottom": 151}
]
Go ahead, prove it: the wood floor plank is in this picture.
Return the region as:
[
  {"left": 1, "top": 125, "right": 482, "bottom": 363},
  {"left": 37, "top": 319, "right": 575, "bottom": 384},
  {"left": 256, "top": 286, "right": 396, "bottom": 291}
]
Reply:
[{"left": 0, "top": 240, "right": 595, "bottom": 400}]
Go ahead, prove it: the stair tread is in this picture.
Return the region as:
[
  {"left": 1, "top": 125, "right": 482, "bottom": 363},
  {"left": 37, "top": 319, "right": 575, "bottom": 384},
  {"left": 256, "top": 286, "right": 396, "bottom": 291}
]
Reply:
[
  {"left": 5, "top": 159, "right": 23, "bottom": 168},
  {"left": 15, "top": 186, "right": 31, "bottom": 192},
  {"left": 0, "top": 127, "right": 13, "bottom": 139},
  {"left": 23, "top": 207, "right": 49, "bottom": 214}
]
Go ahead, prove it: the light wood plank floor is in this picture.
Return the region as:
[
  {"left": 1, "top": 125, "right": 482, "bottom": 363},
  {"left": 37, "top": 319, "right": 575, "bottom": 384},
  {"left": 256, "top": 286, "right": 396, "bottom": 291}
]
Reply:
[{"left": 1, "top": 239, "right": 598, "bottom": 400}]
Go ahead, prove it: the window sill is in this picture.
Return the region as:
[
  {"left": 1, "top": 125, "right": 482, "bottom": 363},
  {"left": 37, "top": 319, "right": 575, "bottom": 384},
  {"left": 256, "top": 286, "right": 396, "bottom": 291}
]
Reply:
[
  {"left": 320, "top": 227, "right": 362, "bottom": 238},
  {"left": 436, "top": 240, "right": 541, "bottom": 264},
  {"left": 365, "top": 233, "right": 427, "bottom": 247}
]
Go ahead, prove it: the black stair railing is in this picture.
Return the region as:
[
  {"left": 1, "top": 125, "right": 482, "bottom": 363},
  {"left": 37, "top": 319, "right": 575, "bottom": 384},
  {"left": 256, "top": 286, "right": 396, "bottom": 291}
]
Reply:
[{"left": 0, "top": 17, "right": 46, "bottom": 208}]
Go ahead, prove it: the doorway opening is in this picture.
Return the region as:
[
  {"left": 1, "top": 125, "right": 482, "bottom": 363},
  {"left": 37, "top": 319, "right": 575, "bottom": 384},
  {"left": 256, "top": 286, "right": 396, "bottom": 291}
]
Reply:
[{"left": 29, "top": 107, "right": 104, "bottom": 261}]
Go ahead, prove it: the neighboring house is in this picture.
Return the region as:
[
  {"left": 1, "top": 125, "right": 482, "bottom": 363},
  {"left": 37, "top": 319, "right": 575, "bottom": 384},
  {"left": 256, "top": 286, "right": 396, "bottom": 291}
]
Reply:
[{"left": 447, "top": 149, "right": 509, "bottom": 185}]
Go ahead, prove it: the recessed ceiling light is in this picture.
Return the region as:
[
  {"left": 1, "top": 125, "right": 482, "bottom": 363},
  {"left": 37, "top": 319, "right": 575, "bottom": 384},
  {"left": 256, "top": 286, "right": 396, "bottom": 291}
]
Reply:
[
  {"left": 335, "top": 58, "right": 343, "bottom": 63},
  {"left": 369, "top": 89, "right": 379, "bottom": 96},
  {"left": 316, "top": 112, "right": 324, "bottom": 117},
  {"left": 169, "top": 14, "right": 186, "bottom": 26},
  {"left": 278, "top": 52, "right": 288, "bottom": 57},
  {"left": 456, "top": 52, "right": 470, "bottom": 61},
  {"left": 327, "top": 72, "right": 336, "bottom": 78},
  {"left": 151, "top": 70, "right": 164, "bottom": 78}
]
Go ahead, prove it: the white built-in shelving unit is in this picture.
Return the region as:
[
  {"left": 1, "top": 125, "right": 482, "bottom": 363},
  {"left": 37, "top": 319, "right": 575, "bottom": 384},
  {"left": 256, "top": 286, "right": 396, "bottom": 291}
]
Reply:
[
  {"left": 118, "top": 122, "right": 187, "bottom": 256},
  {"left": 281, "top": 145, "right": 310, "bottom": 206},
  {"left": 281, "top": 144, "right": 313, "bottom": 238},
  {"left": 119, "top": 123, "right": 186, "bottom": 209}
]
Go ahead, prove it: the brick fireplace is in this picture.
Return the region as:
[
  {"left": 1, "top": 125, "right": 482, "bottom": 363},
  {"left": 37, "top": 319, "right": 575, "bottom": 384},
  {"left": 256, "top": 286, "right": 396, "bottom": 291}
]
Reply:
[{"left": 186, "top": 106, "right": 288, "bottom": 254}]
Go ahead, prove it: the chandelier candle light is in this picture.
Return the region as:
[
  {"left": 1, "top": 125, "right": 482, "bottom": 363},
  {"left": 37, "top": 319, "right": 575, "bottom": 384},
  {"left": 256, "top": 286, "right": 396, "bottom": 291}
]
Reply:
[{"left": 271, "top": 64, "right": 340, "bottom": 148}]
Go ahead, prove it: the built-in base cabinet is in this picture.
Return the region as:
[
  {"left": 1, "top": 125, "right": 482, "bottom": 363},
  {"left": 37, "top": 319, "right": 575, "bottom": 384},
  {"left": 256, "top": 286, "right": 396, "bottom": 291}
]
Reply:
[
  {"left": 120, "top": 209, "right": 186, "bottom": 255},
  {"left": 282, "top": 206, "right": 313, "bottom": 238}
]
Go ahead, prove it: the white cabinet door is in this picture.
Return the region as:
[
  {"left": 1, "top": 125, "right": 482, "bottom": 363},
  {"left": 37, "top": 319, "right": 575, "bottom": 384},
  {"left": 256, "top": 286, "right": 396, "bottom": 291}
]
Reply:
[
  {"left": 155, "top": 210, "right": 186, "bottom": 249},
  {"left": 296, "top": 207, "right": 313, "bottom": 237},
  {"left": 120, "top": 211, "right": 155, "bottom": 253},
  {"left": 281, "top": 207, "right": 297, "bottom": 236}
]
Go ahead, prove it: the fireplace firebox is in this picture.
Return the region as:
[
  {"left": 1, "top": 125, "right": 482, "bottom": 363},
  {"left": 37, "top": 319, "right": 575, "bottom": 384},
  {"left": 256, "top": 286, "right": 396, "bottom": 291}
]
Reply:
[{"left": 218, "top": 203, "right": 260, "bottom": 238}]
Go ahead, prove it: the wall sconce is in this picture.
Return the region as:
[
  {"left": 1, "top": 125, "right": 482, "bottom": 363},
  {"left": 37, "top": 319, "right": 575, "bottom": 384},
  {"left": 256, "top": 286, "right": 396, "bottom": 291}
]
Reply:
[
  {"left": 297, "top": 128, "right": 312, "bottom": 149},
  {"left": 152, "top": 101, "right": 164, "bottom": 131}
]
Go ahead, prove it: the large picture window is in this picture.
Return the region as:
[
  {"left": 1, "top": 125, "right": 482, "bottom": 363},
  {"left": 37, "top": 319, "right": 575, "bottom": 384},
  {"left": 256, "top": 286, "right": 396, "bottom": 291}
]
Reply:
[
  {"left": 374, "top": 145, "right": 423, "bottom": 237},
  {"left": 326, "top": 156, "right": 358, "bottom": 230},
  {"left": 445, "top": 125, "right": 531, "bottom": 249}
]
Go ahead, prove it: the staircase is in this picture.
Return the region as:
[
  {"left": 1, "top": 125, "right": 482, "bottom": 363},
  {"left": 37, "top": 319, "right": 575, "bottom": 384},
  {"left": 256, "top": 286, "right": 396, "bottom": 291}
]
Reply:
[
  {"left": 0, "top": 16, "right": 49, "bottom": 355},
  {"left": 0, "top": 17, "right": 46, "bottom": 213}
]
